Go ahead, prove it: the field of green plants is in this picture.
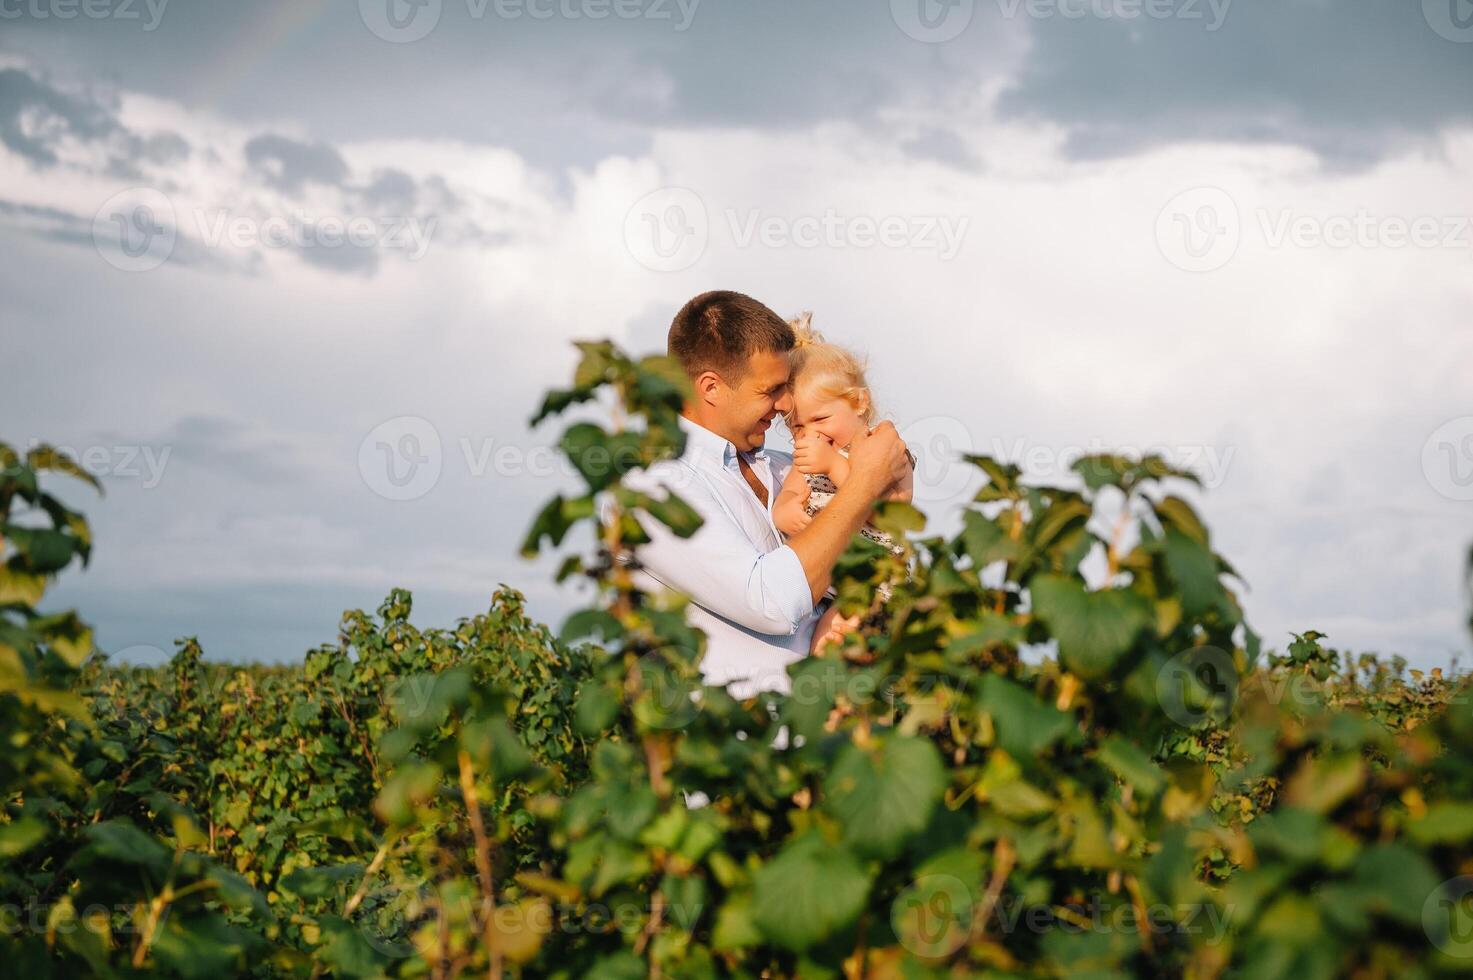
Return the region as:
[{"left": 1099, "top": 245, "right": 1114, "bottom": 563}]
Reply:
[{"left": 4, "top": 342, "right": 1472, "bottom": 978}]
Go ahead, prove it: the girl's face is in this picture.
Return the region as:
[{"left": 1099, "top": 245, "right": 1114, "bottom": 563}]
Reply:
[{"left": 788, "top": 380, "right": 867, "bottom": 450}]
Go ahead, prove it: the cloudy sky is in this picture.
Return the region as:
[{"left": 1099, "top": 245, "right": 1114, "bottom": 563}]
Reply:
[{"left": 2, "top": 0, "right": 1471, "bottom": 670}]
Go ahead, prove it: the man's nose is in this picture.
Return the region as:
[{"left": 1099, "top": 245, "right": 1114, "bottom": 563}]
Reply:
[{"left": 774, "top": 386, "right": 794, "bottom": 415}]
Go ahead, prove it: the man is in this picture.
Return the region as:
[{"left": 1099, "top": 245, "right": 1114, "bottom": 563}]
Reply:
[{"left": 622, "top": 290, "right": 910, "bottom": 697}]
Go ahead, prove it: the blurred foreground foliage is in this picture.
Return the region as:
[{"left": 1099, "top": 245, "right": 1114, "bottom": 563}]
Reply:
[{"left": 3, "top": 350, "right": 1472, "bottom": 978}]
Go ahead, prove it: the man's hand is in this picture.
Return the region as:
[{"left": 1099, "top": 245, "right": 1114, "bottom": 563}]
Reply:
[
  {"left": 793, "top": 431, "right": 841, "bottom": 476},
  {"left": 844, "top": 422, "right": 909, "bottom": 502}
]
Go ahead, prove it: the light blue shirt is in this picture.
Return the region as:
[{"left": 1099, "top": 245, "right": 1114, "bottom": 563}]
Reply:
[{"left": 621, "top": 415, "right": 817, "bottom": 697}]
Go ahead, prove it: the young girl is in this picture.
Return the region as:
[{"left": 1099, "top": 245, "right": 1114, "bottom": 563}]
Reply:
[{"left": 774, "top": 313, "right": 915, "bottom": 655}]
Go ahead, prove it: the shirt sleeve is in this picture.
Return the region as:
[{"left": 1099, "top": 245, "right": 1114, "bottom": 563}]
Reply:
[{"left": 619, "top": 462, "right": 814, "bottom": 636}]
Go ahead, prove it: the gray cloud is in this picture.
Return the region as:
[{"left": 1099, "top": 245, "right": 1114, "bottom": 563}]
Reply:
[
  {"left": 142, "top": 415, "right": 309, "bottom": 483},
  {"left": 0, "top": 195, "right": 231, "bottom": 271},
  {"left": 244, "top": 133, "right": 349, "bottom": 192},
  {"left": 0, "top": 67, "right": 117, "bottom": 165},
  {"left": 361, "top": 168, "right": 417, "bottom": 209},
  {"left": 295, "top": 232, "right": 380, "bottom": 276},
  {"left": 6, "top": 1, "right": 1471, "bottom": 174},
  {"left": 997, "top": 0, "right": 1473, "bottom": 166}
]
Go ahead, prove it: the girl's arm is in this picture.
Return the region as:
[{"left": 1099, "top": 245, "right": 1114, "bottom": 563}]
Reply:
[
  {"left": 826, "top": 452, "right": 851, "bottom": 488},
  {"left": 774, "top": 464, "right": 814, "bottom": 537}
]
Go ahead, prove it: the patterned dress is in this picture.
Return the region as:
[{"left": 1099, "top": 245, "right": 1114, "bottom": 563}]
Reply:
[{"left": 801, "top": 447, "right": 914, "bottom": 629}]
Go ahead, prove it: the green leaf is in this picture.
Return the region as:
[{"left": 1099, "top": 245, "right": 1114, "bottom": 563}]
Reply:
[
  {"left": 81, "top": 819, "right": 171, "bottom": 875},
  {"left": 281, "top": 864, "right": 365, "bottom": 900},
  {"left": 824, "top": 734, "right": 945, "bottom": 860},
  {"left": 712, "top": 893, "right": 763, "bottom": 952},
  {"left": 1408, "top": 802, "right": 1473, "bottom": 845},
  {"left": 0, "top": 567, "right": 46, "bottom": 606},
  {"left": 976, "top": 673, "right": 1074, "bottom": 760},
  {"left": 752, "top": 835, "right": 870, "bottom": 951},
  {"left": 560, "top": 609, "right": 622, "bottom": 646},
  {"left": 2, "top": 525, "right": 78, "bottom": 573},
  {"left": 0, "top": 817, "right": 47, "bottom": 858},
  {"left": 640, "top": 491, "right": 703, "bottom": 538},
  {"left": 1160, "top": 528, "right": 1227, "bottom": 619},
  {"left": 1029, "top": 575, "right": 1152, "bottom": 681},
  {"left": 1096, "top": 735, "right": 1165, "bottom": 797},
  {"left": 26, "top": 445, "right": 103, "bottom": 492},
  {"left": 961, "top": 510, "right": 1021, "bottom": 567}
]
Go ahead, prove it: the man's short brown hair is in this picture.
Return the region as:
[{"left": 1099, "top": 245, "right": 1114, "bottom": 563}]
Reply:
[{"left": 668, "top": 290, "right": 795, "bottom": 382}]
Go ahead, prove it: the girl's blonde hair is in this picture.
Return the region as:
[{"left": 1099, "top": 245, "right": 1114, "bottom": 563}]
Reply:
[{"left": 786, "top": 312, "right": 876, "bottom": 425}]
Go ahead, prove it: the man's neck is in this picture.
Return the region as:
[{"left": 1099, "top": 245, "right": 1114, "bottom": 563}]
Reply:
[{"left": 682, "top": 409, "right": 747, "bottom": 455}]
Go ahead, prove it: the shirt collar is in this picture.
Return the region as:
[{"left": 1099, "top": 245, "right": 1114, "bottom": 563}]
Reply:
[{"left": 678, "top": 415, "right": 768, "bottom": 471}]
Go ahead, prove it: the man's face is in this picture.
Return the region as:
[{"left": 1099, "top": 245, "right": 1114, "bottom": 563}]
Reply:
[{"left": 716, "top": 350, "right": 794, "bottom": 453}]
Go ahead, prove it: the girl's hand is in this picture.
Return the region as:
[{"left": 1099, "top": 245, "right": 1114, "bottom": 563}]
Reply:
[
  {"left": 777, "top": 502, "right": 813, "bottom": 536},
  {"left": 793, "top": 431, "right": 840, "bottom": 476}
]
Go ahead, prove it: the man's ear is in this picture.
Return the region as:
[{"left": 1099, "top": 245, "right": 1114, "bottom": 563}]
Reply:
[{"left": 693, "top": 370, "right": 723, "bottom": 406}]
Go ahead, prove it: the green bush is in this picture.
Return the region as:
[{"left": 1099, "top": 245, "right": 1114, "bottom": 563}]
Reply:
[{"left": 3, "top": 346, "right": 1470, "bottom": 978}]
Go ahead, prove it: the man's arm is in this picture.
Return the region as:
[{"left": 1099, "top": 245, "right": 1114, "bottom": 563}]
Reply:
[
  {"left": 620, "top": 463, "right": 815, "bottom": 636},
  {"left": 784, "top": 422, "right": 910, "bottom": 604}
]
